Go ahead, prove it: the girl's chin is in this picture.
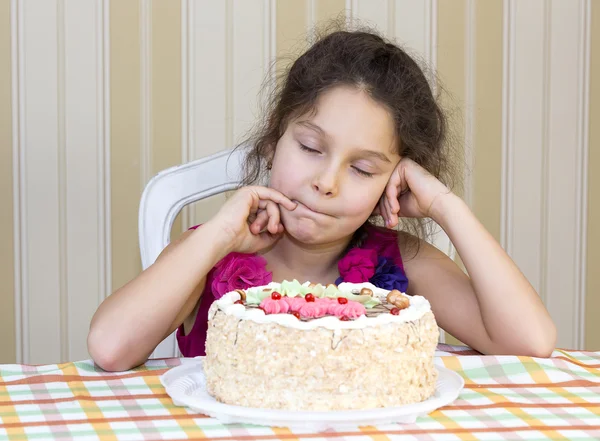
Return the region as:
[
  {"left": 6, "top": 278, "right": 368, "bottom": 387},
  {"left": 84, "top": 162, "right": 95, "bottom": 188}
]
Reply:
[
  {"left": 282, "top": 220, "right": 355, "bottom": 248},
  {"left": 282, "top": 220, "right": 322, "bottom": 244}
]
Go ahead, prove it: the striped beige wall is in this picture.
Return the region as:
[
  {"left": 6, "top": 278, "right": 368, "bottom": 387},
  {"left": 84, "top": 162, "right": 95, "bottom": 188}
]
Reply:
[{"left": 1, "top": 0, "right": 598, "bottom": 364}]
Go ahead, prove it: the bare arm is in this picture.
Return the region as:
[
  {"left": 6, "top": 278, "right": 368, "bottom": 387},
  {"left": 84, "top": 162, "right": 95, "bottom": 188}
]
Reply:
[
  {"left": 401, "top": 194, "right": 556, "bottom": 357},
  {"left": 87, "top": 186, "right": 297, "bottom": 372},
  {"left": 87, "top": 222, "right": 230, "bottom": 371}
]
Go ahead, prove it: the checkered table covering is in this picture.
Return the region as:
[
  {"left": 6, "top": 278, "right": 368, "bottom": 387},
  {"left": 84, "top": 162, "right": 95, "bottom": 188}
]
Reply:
[{"left": 1, "top": 345, "right": 598, "bottom": 440}]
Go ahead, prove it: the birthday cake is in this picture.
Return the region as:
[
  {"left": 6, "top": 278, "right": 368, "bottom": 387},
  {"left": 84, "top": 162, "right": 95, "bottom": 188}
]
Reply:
[{"left": 204, "top": 281, "right": 439, "bottom": 411}]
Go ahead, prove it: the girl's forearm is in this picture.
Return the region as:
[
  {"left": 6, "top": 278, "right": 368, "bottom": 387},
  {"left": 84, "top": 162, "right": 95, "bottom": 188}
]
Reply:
[
  {"left": 88, "top": 221, "right": 231, "bottom": 370},
  {"left": 432, "top": 193, "right": 556, "bottom": 355}
]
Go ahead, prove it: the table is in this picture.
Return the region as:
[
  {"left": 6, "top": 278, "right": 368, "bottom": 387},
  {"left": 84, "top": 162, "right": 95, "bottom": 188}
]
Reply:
[{"left": 1, "top": 345, "right": 598, "bottom": 440}]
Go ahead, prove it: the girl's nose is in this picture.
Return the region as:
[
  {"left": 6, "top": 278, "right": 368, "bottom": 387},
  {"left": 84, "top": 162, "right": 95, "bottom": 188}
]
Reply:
[{"left": 312, "top": 169, "right": 338, "bottom": 197}]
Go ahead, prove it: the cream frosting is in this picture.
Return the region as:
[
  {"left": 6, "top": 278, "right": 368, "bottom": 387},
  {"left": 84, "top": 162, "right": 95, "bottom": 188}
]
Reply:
[{"left": 211, "top": 281, "right": 431, "bottom": 330}]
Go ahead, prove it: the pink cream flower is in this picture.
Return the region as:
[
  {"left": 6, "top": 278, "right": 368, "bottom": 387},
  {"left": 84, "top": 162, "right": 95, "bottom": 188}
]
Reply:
[
  {"left": 299, "top": 298, "right": 330, "bottom": 319},
  {"left": 260, "top": 297, "right": 290, "bottom": 314},
  {"left": 327, "top": 300, "right": 366, "bottom": 319},
  {"left": 282, "top": 296, "right": 307, "bottom": 312}
]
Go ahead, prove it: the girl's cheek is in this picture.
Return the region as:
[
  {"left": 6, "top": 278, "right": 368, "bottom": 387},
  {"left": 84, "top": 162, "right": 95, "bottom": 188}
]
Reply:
[
  {"left": 343, "top": 194, "right": 378, "bottom": 217},
  {"left": 346, "top": 185, "right": 385, "bottom": 215}
]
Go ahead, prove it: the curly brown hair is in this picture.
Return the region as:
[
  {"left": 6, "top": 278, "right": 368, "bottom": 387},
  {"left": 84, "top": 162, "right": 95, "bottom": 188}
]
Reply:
[{"left": 236, "top": 22, "right": 460, "bottom": 257}]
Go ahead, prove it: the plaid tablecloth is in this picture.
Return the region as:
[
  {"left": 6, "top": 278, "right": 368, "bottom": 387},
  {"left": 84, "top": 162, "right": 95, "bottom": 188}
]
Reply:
[{"left": 0, "top": 345, "right": 598, "bottom": 440}]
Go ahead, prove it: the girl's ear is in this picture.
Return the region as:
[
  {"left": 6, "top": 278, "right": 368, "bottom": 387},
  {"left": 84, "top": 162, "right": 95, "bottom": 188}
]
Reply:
[{"left": 265, "top": 142, "right": 276, "bottom": 169}]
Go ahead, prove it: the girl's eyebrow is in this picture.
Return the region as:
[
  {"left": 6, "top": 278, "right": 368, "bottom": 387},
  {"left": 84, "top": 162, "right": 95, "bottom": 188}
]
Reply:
[
  {"left": 360, "top": 150, "right": 392, "bottom": 163},
  {"left": 296, "top": 120, "right": 392, "bottom": 164},
  {"left": 297, "top": 120, "right": 327, "bottom": 137}
]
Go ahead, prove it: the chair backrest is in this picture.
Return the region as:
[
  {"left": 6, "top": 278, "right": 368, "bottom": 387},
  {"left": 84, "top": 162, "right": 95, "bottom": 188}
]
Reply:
[
  {"left": 139, "top": 148, "right": 246, "bottom": 270},
  {"left": 139, "top": 148, "right": 455, "bottom": 357}
]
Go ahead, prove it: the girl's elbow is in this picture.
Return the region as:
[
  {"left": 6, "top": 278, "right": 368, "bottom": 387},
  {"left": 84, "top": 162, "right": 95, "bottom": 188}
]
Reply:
[
  {"left": 87, "top": 328, "right": 141, "bottom": 372},
  {"left": 525, "top": 321, "right": 557, "bottom": 358}
]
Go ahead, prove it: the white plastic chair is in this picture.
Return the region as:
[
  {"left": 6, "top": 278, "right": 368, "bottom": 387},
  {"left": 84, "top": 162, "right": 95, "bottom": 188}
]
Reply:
[{"left": 139, "top": 148, "right": 454, "bottom": 358}]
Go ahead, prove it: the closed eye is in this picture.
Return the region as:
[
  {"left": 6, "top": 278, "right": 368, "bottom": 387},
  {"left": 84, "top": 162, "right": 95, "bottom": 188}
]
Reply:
[
  {"left": 299, "top": 144, "right": 320, "bottom": 154},
  {"left": 352, "top": 166, "right": 374, "bottom": 178}
]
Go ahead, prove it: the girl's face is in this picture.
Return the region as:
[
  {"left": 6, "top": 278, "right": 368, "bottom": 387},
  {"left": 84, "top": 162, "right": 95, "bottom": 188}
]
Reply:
[{"left": 269, "top": 86, "right": 400, "bottom": 245}]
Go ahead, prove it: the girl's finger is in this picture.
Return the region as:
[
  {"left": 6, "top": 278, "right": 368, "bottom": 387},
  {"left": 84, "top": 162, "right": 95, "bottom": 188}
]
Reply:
[
  {"left": 386, "top": 179, "right": 400, "bottom": 214},
  {"left": 265, "top": 201, "right": 281, "bottom": 234},
  {"left": 397, "top": 162, "right": 411, "bottom": 195},
  {"left": 251, "top": 209, "right": 269, "bottom": 234},
  {"left": 384, "top": 195, "right": 396, "bottom": 228},
  {"left": 251, "top": 187, "right": 297, "bottom": 211},
  {"left": 380, "top": 195, "right": 388, "bottom": 225}
]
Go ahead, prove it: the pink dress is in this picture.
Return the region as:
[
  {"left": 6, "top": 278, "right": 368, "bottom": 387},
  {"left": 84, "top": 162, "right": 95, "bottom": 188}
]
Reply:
[{"left": 176, "top": 224, "right": 408, "bottom": 357}]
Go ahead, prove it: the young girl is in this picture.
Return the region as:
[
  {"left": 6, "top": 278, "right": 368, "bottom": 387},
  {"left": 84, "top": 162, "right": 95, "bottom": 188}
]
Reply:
[{"left": 88, "top": 29, "right": 556, "bottom": 372}]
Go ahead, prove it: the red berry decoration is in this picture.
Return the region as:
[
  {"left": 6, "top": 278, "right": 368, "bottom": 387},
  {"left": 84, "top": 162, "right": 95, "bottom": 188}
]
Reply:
[
  {"left": 305, "top": 293, "right": 315, "bottom": 302},
  {"left": 390, "top": 308, "right": 400, "bottom": 315},
  {"left": 340, "top": 316, "right": 350, "bottom": 321},
  {"left": 291, "top": 311, "right": 301, "bottom": 319},
  {"left": 337, "top": 297, "right": 348, "bottom": 304},
  {"left": 271, "top": 292, "right": 282, "bottom": 300},
  {"left": 234, "top": 300, "right": 244, "bottom": 305}
]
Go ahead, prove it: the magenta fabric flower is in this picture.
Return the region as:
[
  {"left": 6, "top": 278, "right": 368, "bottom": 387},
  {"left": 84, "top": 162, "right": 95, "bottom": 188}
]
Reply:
[
  {"left": 211, "top": 253, "right": 272, "bottom": 299},
  {"left": 337, "top": 248, "right": 378, "bottom": 283}
]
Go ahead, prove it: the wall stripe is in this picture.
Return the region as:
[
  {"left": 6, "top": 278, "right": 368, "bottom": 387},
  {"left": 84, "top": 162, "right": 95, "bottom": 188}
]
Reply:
[
  {"left": 437, "top": 0, "right": 465, "bottom": 195},
  {"left": 140, "top": 0, "right": 153, "bottom": 188},
  {"left": 545, "top": 0, "right": 590, "bottom": 350},
  {"left": 10, "top": 0, "right": 25, "bottom": 364},
  {"left": 100, "top": 0, "right": 111, "bottom": 307},
  {"left": 500, "top": 0, "right": 515, "bottom": 257},
  {"left": 350, "top": 0, "right": 389, "bottom": 32},
  {"left": 57, "top": 0, "right": 68, "bottom": 363},
  {"left": 504, "top": 0, "right": 548, "bottom": 296},
  {"left": 463, "top": 0, "right": 475, "bottom": 208},
  {"left": 180, "top": 0, "right": 190, "bottom": 230},
  {"left": 307, "top": 0, "right": 316, "bottom": 34},
  {"left": 14, "top": 0, "right": 63, "bottom": 364},
  {"left": 0, "top": 0, "right": 15, "bottom": 364},
  {"left": 225, "top": 0, "right": 233, "bottom": 148},
  {"left": 436, "top": 0, "right": 466, "bottom": 345},
  {"left": 540, "top": 0, "right": 551, "bottom": 310},
  {"left": 586, "top": 0, "right": 600, "bottom": 351},
  {"left": 110, "top": 0, "right": 142, "bottom": 295},
  {"left": 64, "top": 0, "right": 110, "bottom": 361},
  {"left": 315, "top": 0, "right": 346, "bottom": 24},
  {"left": 472, "top": 0, "right": 502, "bottom": 243},
  {"left": 152, "top": 0, "right": 182, "bottom": 239},
  {"left": 575, "top": 0, "right": 591, "bottom": 350},
  {"left": 264, "top": 0, "right": 276, "bottom": 88},
  {"left": 276, "top": 0, "right": 307, "bottom": 66},
  {"left": 186, "top": 0, "right": 228, "bottom": 231}
]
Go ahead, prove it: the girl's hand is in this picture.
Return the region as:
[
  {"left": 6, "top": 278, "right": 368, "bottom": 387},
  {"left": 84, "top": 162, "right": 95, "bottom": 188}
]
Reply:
[
  {"left": 206, "top": 186, "right": 297, "bottom": 255},
  {"left": 376, "top": 158, "right": 452, "bottom": 228}
]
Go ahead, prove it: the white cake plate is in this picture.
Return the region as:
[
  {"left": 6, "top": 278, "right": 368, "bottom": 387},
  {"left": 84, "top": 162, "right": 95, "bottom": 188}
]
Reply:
[{"left": 160, "top": 358, "right": 464, "bottom": 431}]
